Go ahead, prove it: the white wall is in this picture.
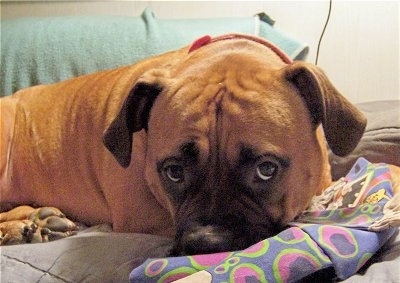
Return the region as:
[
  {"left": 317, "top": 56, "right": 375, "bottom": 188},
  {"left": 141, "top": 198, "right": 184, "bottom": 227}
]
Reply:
[
  {"left": 1, "top": 0, "right": 399, "bottom": 103},
  {"left": 319, "top": 1, "right": 399, "bottom": 103}
]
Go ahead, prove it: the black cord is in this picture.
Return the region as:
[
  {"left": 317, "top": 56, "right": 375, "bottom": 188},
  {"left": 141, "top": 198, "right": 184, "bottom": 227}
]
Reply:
[{"left": 315, "top": 0, "right": 332, "bottom": 65}]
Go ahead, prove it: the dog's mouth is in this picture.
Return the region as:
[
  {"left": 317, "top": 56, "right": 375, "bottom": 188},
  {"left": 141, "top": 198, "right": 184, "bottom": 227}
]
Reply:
[{"left": 169, "top": 220, "right": 284, "bottom": 256}]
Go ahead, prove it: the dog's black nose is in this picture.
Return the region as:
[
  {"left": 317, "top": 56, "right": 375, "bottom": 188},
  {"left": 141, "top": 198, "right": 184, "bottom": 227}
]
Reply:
[{"left": 179, "top": 225, "right": 234, "bottom": 255}]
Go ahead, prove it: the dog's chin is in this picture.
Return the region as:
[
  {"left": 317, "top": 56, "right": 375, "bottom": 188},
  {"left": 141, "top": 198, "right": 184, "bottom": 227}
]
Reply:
[{"left": 169, "top": 224, "right": 282, "bottom": 256}]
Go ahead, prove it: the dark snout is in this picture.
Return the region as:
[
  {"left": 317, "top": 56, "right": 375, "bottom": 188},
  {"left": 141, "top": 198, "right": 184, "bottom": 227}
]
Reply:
[
  {"left": 172, "top": 225, "right": 235, "bottom": 255},
  {"left": 170, "top": 213, "right": 280, "bottom": 256},
  {"left": 170, "top": 213, "right": 245, "bottom": 256}
]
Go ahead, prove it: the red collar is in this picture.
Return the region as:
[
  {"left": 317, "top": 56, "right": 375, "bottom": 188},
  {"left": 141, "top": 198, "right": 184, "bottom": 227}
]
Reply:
[{"left": 188, "top": 33, "right": 293, "bottom": 64}]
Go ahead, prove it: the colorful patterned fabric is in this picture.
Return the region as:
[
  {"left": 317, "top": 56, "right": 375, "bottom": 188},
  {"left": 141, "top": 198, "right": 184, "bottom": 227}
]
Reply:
[{"left": 130, "top": 158, "right": 397, "bottom": 282}]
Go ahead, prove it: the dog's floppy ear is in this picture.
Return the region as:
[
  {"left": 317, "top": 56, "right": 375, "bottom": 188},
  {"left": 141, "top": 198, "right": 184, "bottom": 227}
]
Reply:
[
  {"left": 103, "top": 82, "right": 163, "bottom": 167},
  {"left": 284, "top": 62, "right": 367, "bottom": 156}
]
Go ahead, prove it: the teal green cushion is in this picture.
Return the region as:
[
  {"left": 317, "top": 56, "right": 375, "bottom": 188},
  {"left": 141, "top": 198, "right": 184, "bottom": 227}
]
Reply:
[{"left": 1, "top": 8, "right": 307, "bottom": 96}]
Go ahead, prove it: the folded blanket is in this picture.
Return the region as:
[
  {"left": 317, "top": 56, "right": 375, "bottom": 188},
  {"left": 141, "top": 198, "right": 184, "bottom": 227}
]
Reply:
[
  {"left": 1, "top": 8, "right": 308, "bottom": 97},
  {"left": 130, "top": 158, "right": 398, "bottom": 282}
]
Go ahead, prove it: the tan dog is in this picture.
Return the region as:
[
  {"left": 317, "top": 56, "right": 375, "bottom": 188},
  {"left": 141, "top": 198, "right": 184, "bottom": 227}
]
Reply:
[{"left": 0, "top": 34, "right": 398, "bottom": 253}]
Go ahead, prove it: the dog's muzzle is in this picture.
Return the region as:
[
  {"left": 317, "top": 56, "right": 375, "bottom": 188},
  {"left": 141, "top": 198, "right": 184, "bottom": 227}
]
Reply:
[
  {"left": 176, "top": 225, "right": 235, "bottom": 255},
  {"left": 170, "top": 213, "right": 278, "bottom": 256}
]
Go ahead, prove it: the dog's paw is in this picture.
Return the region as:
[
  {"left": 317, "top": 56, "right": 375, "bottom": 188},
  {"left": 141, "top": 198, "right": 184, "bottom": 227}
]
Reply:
[
  {"left": 0, "top": 206, "right": 78, "bottom": 245},
  {"left": 29, "top": 207, "right": 78, "bottom": 241},
  {"left": 0, "top": 219, "right": 41, "bottom": 245}
]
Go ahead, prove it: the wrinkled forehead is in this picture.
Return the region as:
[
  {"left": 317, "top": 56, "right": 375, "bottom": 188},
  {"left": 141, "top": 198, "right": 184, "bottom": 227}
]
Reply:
[
  {"left": 163, "top": 39, "right": 292, "bottom": 111},
  {"left": 146, "top": 39, "right": 309, "bottom": 160},
  {"left": 148, "top": 74, "right": 307, "bottom": 165}
]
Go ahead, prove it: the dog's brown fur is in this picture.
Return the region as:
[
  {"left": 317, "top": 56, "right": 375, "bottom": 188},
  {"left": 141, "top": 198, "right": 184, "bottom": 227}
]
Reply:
[
  {"left": 0, "top": 35, "right": 398, "bottom": 253},
  {"left": 1, "top": 49, "right": 184, "bottom": 237}
]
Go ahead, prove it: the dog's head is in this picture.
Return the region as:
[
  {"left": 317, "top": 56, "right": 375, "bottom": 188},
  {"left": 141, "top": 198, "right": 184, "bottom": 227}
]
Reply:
[{"left": 103, "top": 35, "right": 366, "bottom": 255}]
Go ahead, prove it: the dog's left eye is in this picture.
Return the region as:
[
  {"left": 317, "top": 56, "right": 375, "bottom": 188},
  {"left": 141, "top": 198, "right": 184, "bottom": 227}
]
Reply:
[
  {"left": 256, "top": 162, "right": 277, "bottom": 181},
  {"left": 165, "top": 165, "right": 185, "bottom": 183}
]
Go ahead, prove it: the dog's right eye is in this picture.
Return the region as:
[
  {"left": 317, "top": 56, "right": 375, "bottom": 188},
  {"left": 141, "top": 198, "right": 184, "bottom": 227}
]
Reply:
[
  {"left": 256, "top": 161, "right": 277, "bottom": 181},
  {"left": 164, "top": 164, "right": 185, "bottom": 183}
]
